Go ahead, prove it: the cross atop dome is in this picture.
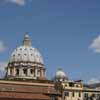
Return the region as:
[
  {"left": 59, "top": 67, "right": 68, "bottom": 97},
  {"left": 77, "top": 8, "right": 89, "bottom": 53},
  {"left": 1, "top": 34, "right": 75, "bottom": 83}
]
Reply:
[{"left": 23, "top": 32, "right": 32, "bottom": 46}]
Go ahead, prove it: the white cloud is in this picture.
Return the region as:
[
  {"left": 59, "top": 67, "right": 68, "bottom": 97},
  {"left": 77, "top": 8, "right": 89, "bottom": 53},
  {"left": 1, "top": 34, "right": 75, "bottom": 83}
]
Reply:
[
  {"left": 7, "top": 0, "right": 32, "bottom": 6},
  {"left": 0, "top": 62, "right": 7, "bottom": 78},
  {"left": 0, "top": 62, "right": 7, "bottom": 71},
  {"left": 88, "top": 78, "right": 100, "bottom": 84},
  {"left": 9, "top": 0, "right": 25, "bottom": 6},
  {"left": 0, "top": 41, "right": 6, "bottom": 53},
  {"left": 89, "top": 35, "right": 100, "bottom": 53}
]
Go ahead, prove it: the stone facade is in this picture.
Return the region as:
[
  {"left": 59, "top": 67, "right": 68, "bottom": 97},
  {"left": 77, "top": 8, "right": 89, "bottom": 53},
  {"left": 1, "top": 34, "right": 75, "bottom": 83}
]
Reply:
[{"left": 0, "top": 80, "right": 60, "bottom": 100}]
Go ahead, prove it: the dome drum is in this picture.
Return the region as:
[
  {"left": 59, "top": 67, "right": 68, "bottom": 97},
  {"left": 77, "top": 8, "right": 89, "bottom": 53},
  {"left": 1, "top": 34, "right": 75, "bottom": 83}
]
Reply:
[{"left": 6, "top": 65, "right": 46, "bottom": 80}]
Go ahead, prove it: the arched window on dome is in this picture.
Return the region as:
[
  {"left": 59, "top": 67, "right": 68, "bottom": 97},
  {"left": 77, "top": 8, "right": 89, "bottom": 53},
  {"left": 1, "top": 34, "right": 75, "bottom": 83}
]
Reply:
[
  {"left": 20, "top": 48, "right": 22, "bottom": 50},
  {"left": 24, "top": 48, "right": 27, "bottom": 50},
  {"left": 24, "top": 54, "right": 27, "bottom": 56},
  {"left": 18, "top": 54, "right": 20, "bottom": 56}
]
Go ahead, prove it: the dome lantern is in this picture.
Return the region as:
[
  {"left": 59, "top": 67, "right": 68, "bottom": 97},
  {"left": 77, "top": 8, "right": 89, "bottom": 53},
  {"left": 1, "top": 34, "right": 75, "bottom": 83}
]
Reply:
[{"left": 22, "top": 33, "right": 32, "bottom": 46}]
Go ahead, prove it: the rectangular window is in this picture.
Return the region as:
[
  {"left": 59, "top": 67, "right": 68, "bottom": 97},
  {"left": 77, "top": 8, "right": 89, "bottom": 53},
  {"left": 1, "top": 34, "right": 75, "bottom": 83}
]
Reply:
[
  {"left": 79, "top": 92, "right": 81, "bottom": 97},
  {"left": 84, "top": 93, "right": 88, "bottom": 97},
  {"left": 64, "top": 91, "right": 69, "bottom": 97},
  {"left": 72, "top": 92, "right": 75, "bottom": 97},
  {"left": 69, "top": 82, "right": 74, "bottom": 87}
]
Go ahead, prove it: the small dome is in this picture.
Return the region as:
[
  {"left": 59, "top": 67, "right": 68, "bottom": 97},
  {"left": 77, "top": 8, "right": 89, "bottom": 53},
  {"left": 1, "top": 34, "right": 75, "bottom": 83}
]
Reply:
[
  {"left": 55, "top": 68, "right": 68, "bottom": 80},
  {"left": 9, "top": 34, "right": 44, "bottom": 65}
]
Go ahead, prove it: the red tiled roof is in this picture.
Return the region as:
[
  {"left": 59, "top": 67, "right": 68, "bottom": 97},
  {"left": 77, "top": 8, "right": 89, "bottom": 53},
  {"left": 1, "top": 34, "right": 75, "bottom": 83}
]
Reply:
[{"left": 0, "top": 92, "right": 50, "bottom": 100}]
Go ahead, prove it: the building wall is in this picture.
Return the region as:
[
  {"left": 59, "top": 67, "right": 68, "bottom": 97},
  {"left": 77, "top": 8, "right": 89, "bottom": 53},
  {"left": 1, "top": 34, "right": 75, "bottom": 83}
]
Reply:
[
  {"left": 83, "top": 89, "right": 100, "bottom": 99},
  {"left": 64, "top": 91, "right": 83, "bottom": 100},
  {"left": 0, "top": 80, "right": 60, "bottom": 100},
  {"left": 0, "top": 98, "right": 33, "bottom": 100},
  {"left": 61, "top": 81, "right": 83, "bottom": 100}
]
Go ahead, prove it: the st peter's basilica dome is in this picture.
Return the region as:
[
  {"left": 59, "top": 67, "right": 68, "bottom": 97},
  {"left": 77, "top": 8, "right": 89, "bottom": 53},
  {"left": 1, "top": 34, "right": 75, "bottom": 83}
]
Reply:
[
  {"left": 9, "top": 35, "right": 43, "bottom": 64},
  {"left": 6, "top": 33, "right": 45, "bottom": 80}
]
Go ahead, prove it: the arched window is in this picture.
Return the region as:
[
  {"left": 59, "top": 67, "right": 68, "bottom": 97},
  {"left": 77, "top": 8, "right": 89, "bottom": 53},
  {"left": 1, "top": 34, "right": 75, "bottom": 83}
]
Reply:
[
  {"left": 16, "top": 69, "right": 19, "bottom": 75},
  {"left": 23, "top": 69, "right": 27, "bottom": 75},
  {"left": 30, "top": 69, "right": 34, "bottom": 74}
]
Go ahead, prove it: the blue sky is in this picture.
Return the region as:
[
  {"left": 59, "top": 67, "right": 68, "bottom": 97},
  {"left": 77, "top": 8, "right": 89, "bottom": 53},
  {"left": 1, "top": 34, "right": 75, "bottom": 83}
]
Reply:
[{"left": 0, "top": 0, "right": 100, "bottom": 83}]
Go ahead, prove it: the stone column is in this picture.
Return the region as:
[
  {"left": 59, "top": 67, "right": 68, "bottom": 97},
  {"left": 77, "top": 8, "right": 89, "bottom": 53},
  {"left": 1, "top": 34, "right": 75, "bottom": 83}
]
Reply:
[
  {"left": 7, "top": 67, "right": 10, "bottom": 76},
  {"left": 42, "top": 69, "right": 45, "bottom": 78},
  {"left": 27, "top": 68, "right": 30, "bottom": 76},
  {"left": 33, "top": 68, "right": 35, "bottom": 77},
  {"left": 13, "top": 67, "right": 16, "bottom": 76},
  {"left": 35, "top": 67, "right": 37, "bottom": 77},
  {"left": 19, "top": 68, "right": 23, "bottom": 76},
  {"left": 40, "top": 68, "right": 43, "bottom": 78}
]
